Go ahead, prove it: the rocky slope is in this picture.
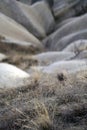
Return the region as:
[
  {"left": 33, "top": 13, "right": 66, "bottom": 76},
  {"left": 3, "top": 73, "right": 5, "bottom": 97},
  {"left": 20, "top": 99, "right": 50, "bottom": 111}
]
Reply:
[{"left": 0, "top": 0, "right": 87, "bottom": 130}]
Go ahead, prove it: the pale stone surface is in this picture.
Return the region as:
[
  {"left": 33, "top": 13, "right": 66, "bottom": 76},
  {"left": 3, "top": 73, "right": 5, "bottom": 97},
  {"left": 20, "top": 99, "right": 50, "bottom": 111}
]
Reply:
[
  {"left": 31, "top": 1, "right": 55, "bottom": 34},
  {"left": 53, "top": 0, "right": 87, "bottom": 20},
  {"left": 0, "top": 53, "right": 7, "bottom": 62},
  {"left": 56, "top": 17, "right": 75, "bottom": 30},
  {"left": 0, "top": 0, "right": 55, "bottom": 39},
  {"left": 32, "top": 51, "right": 75, "bottom": 65},
  {"left": 0, "top": 0, "right": 45, "bottom": 38},
  {"left": 18, "top": 1, "right": 46, "bottom": 38},
  {"left": 43, "top": 14, "right": 87, "bottom": 51},
  {"left": 27, "top": 60, "right": 87, "bottom": 75},
  {"left": 0, "top": 63, "right": 30, "bottom": 89},
  {"left": 0, "top": 13, "right": 43, "bottom": 50},
  {"left": 54, "top": 30, "right": 87, "bottom": 51},
  {"left": 63, "top": 40, "right": 87, "bottom": 53},
  {"left": 43, "top": 60, "right": 87, "bottom": 74},
  {"left": 75, "top": 50, "right": 87, "bottom": 59}
]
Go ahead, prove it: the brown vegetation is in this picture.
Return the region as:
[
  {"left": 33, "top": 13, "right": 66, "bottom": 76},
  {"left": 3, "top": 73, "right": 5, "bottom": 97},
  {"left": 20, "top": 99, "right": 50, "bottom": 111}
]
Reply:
[{"left": 0, "top": 70, "right": 87, "bottom": 130}]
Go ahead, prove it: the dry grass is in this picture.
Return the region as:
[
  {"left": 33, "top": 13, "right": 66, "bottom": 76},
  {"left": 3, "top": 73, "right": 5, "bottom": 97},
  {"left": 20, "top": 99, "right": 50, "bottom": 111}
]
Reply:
[
  {"left": 0, "top": 70, "right": 87, "bottom": 130},
  {"left": 14, "top": 101, "right": 52, "bottom": 130},
  {"left": 0, "top": 39, "right": 87, "bottom": 130},
  {"left": 0, "top": 42, "right": 40, "bottom": 70}
]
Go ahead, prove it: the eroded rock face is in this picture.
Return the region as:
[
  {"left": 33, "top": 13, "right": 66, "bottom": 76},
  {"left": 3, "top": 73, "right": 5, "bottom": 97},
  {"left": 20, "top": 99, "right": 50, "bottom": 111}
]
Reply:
[
  {"left": 18, "top": 1, "right": 46, "bottom": 38},
  {"left": 0, "top": 12, "right": 39, "bottom": 44},
  {"left": 0, "top": 0, "right": 55, "bottom": 39},
  {"left": 53, "top": 0, "right": 87, "bottom": 20},
  {"left": 0, "top": 53, "right": 7, "bottom": 62},
  {"left": 53, "top": 30, "right": 87, "bottom": 51},
  {"left": 63, "top": 40, "right": 87, "bottom": 53},
  {"left": 56, "top": 17, "right": 75, "bottom": 29},
  {"left": 0, "top": 13, "right": 43, "bottom": 51},
  {"left": 27, "top": 59, "right": 87, "bottom": 75},
  {"left": 32, "top": 51, "right": 75, "bottom": 65},
  {"left": 31, "top": 0, "right": 54, "bottom": 7},
  {"left": 16, "top": 0, "right": 31, "bottom": 4},
  {"left": 75, "top": 50, "right": 87, "bottom": 59},
  {"left": 31, "top": 1, "right": 55, "bottom": 34},
  {"left": 43, "top": 60, "right": 87, "bottom": 74},
  {"left": 0, "top": 63, "right": 30, "bottom": 89},
  {"left": 43, "top": 14, "right": 87, "bottom": 51},
  {"left": 0, "top": 0, "right": 45, "bottom": 38}
]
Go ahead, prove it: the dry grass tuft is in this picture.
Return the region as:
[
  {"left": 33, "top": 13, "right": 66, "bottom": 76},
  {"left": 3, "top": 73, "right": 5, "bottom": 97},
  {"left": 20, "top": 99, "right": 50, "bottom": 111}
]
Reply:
[{"left": 12, "top": 101, "right": 53, "bottom": 130}]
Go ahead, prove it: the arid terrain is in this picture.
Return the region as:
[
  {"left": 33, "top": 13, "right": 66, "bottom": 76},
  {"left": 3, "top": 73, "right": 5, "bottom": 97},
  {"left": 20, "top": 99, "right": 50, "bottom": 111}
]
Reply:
[{"left": 0, "top": 0, "right": 87, "bottom": 130}]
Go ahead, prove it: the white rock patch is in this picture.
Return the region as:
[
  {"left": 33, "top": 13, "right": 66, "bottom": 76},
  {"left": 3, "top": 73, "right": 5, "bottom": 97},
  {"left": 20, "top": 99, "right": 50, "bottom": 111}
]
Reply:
[{"left": 0, "top": 63, "right": 30, "bottom": 89}]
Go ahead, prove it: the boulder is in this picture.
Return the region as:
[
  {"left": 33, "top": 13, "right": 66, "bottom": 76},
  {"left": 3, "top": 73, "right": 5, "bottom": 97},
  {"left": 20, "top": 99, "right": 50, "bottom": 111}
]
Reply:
[
  {"left": 75, "top": 50, "right": 87, "bottom": 59},
  {"left": 0, "top": 63, "right": 30, "bottom": 89},
  {"left": 63, "top": 40, "right": 87, "bottom": 53},
  {"left": 43, "top": 60, "right": 87, "bottom": 74},
  {"left": 53, "top": 0, "right": 87, "bottom": 20},
  {"left": 0, "top": 53, "right": 7, "bottom": 62},
  {"left": 56, "top": 17, "right": 75, "bottom": 30},
  {"left": 31, "top": 0, "right": 54, "bottom": 7},
  {"left": 43, "top": 14, "right": 87, "bottom": 50},
  {"left": 54, "top": 30, "right": 87, "bottom": 51},
  {"left": 27, "top": 60, "right": 87, "bottom": 75},
  {"left": 28, "top": 60, "right": 87, "bottom": 75},
  {"left": 16, "top": 0, "right": 31, "bottom": 4},
  {"left": 31, "top": 1, "right": 55, "bottom": 34},
  {"left": 0, "top": 13, "right": 43, "bottom": 51},
  {"left": 0, "top": 0, "right": 45, "bottom": 38},
  {"left": 18, "top": 1, "right": 46, "bottom": 38},
  {"left": 0, "top": 0, "right": 55, "bottom": 39},
  {"left": 32, "top": 51, "right": 75, "bottom": 65}
]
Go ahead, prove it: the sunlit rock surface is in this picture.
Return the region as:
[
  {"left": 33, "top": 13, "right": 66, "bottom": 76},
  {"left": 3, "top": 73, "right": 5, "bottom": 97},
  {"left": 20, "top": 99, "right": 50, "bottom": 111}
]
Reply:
[
  {"left": 31, "top": 1, "right": 55, "bottom": 34},
  {"left": 27, "top": 60, "right": 87, "bottom": 75},
  {"left": 63, "top": 40, "right": 87, "bottom": 53},
  {"left": 43, "top": 60, "right": 87, "bottom": 74},
  {"left": 0, "top": 53, "right": 7, "bottom": 62},
  {"left": 0, "top": 13, "right": 43, "bottom": 50},
  {"left": 0, "top": 63, "right": 30, "bottom": 89},
  {"left": 32, "top": 51, "right": 75, "bottom": 65},
  {"left": 0, "top": 0, "right": 45, "bottom": 38},
  {"left": 0, "top": 0, "right": 55, "bottom": 39}
]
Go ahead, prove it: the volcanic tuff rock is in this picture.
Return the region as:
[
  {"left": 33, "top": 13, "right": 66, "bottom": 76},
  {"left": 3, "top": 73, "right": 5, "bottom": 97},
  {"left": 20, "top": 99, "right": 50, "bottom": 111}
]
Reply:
[
  {"left": 53, "top": 0, "right": 87, "bottom": 20},
  {"left": 0, "top": 0, "right": 55, "bottom": 39},
  {"left": 43, "top": 13, "right": 87, "bottom": 51},
  {"left": 0, "top": 13, "right": 43, "bottom": 50},
  {"left": 53, "top": 30, "right": 87, "bottom": 51},
  {"left": 0, "top": 63, "right": 30, "bottom": 89},
  {"left": 0, "top": 53, "right": 7, "bottom": 62},
  {"left": 31, "top": 1, "right": 55, "bottom": 34},
  {"left": 63, "top": 40, "right": 87, "bottom": 53},
  {"left": 26, "top": 59, "right": 87, "bottom": 76},
  {"left": 32, "top": 51, "right": 75, "bottom": 65},
  {"left": 0, "top": 0, "right": 44, "bottom": 38},
  {"left": 74, "top": 50, "right": 87, "bottom": 59}
]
